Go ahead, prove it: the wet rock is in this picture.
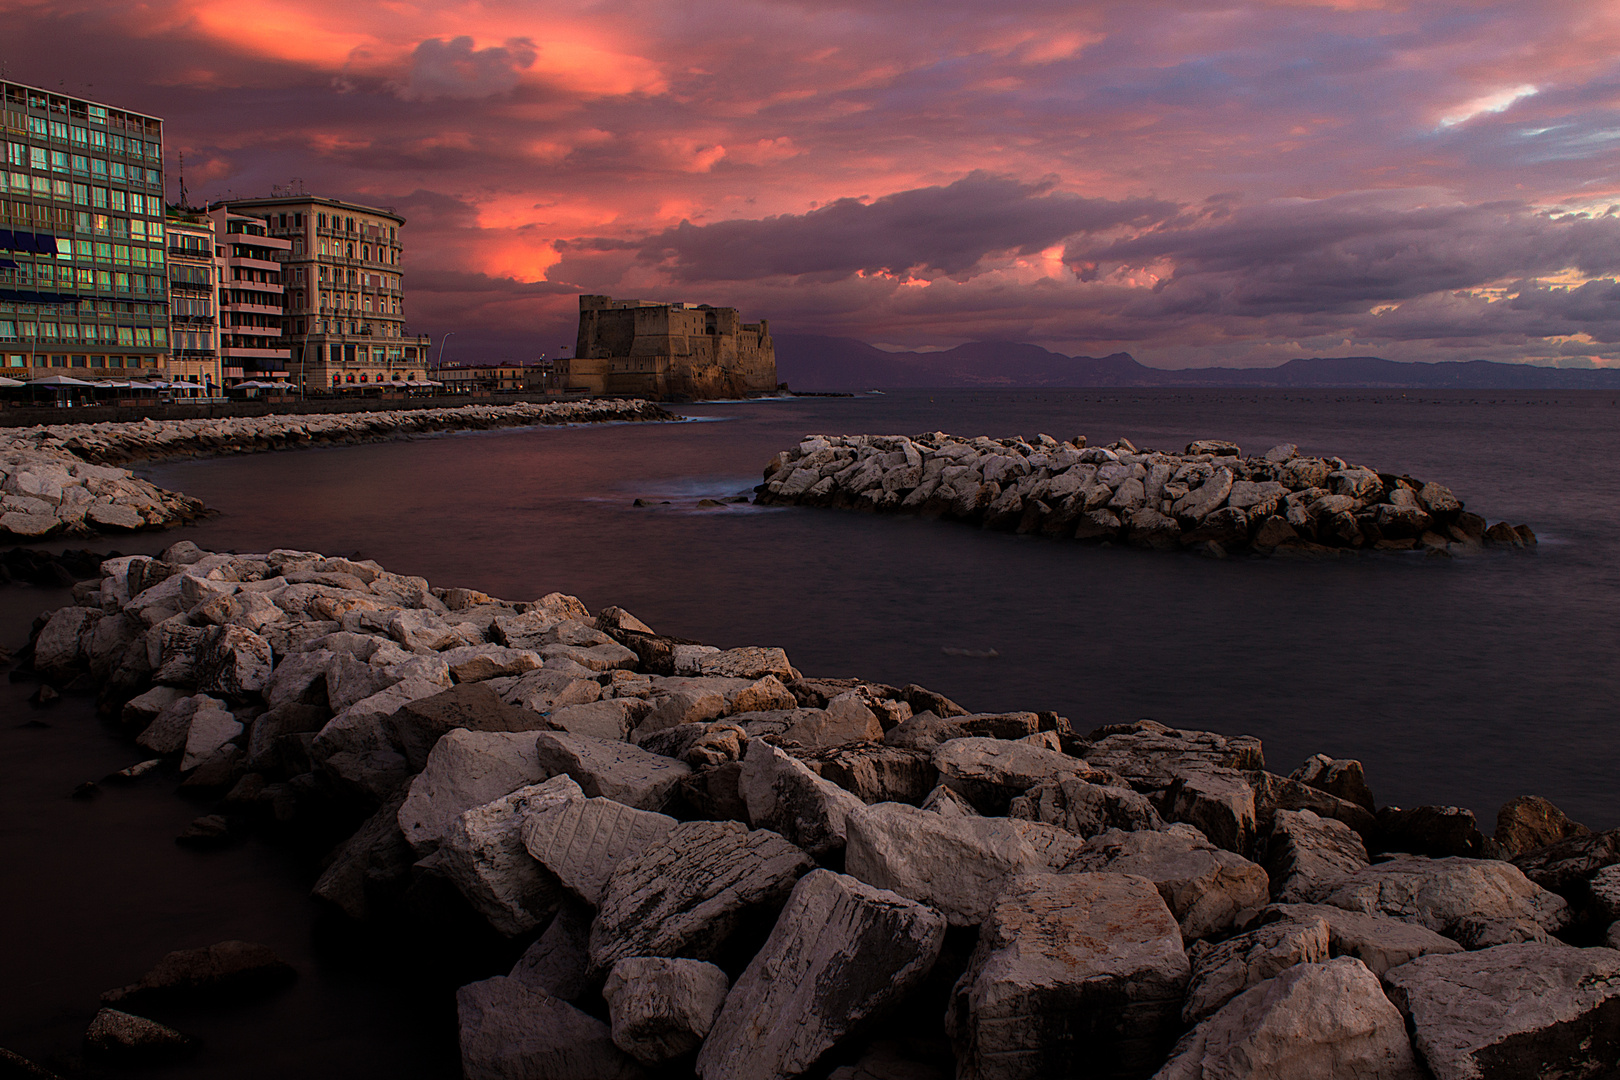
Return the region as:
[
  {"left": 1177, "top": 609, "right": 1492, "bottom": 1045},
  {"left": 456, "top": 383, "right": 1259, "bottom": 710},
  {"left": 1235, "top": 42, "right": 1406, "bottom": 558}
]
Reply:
[
  {"left": 1007, "top": 776, "right": 1164, "bottom": 838},
  {"left": 520, "top": 797, "right": 677, "bottom": 905},
  {"left": 1181, "top": 916, "right": 1330, "bottom": 1024},
  {"left": 844, "top": 802, "right": 1075, "bottom": 927},
  {"left": 1063, "top": 824, "right": 1271, "bottom": 941},
  {"left": 739, "top": 740, "right": 866, "bottom": 858},
  {"left": 932, "top": 736, "right": 1104, "bottom": 815},
  {"left": 33, "top": 605, "right": 99, "bottom": 682},
  {"left": 1165, "top": 767, "right": 1259, "bottom": 855},
  {"left": 588, "top": 820, "right": 812, "bottom": 979},
  {"left": 697, "top": 870, "right": 946, "bottom": 1080},
  {"left": 533, "top": 731, "right": 692, "bottom": 812},
  {"left": 84, "top": 1009, "right": 198, "bottom": 1062},
  {"left": 457, "top": 975, "right": 647, "bottom": 1080},
  {"left": 437, "top": 775, "right": 583, "bottom": 935},
  {"left": 103, "top": 940, "right": 294, "bottom": 1005},
  {"left": 1260, "top": 903, "right": 1465, "bottom": 975},
  {"left": 398, "top": 729, "right": 548, "bottom": 853},
  {"left": 1383, "top": 943, "right": 1620, "bottom": 1080},
  {"left": 948, "top": 872, "right": 1189, "bottom": 1080},
  {"left": 1493, "top": 795, "right": 1589, "bottom": 858},
  {"left": 1263, "top": 808, "right": 1370, "bottom": 903},
  {"left": 605, "top": 957, "right": 730, "bottom": 1067},
  {"left": 1291, "top": 754, "right": 1376, "bottom": 813},
  {"left": 1159, "top": 957, "right": 1422, "bottom": 1080},
  {"left": 1315, "top": 855, "right": 1570, "bottom": 945}
]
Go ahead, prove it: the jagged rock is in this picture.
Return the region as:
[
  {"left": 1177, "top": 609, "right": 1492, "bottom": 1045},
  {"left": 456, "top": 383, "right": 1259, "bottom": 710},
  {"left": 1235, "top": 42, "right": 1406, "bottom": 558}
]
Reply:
[
  {"left": 1260, "top": 903, "right": 1464, "bottom": 974},
  {"left": 826, "top": 1042, "right": 947, "bottom": 1080},
  {"left": 33, "top": 605, "right": 99, "bottom": 681},
  {"left": 697, "top": 870, "right": 946, "bottom": 1080},
  {"left": 176, "top": 814, "right": 233, "bottom": 849},
  {"left": 548, "top": 698, "right": 648, "bottom": 741},
  {"left": 84, "top": 1009, "right": 198, "bottom": 1061},
  {"left": 102, "top": 941, "right": 294, "bottom": 1005},
  {"left": 1512, "top": 828, "right": 1620, "bottom": 896},
  {"left": 1589, "top": 865, "right": 1620, "bottom": 922},
  {"left": 1494, "top": 795, "right": 1589, "bottom": 858},
  {"left": 589, "top": 821, "right": 812, "bottom": 979},
  {"left": 1063, "top": 824, "right": 1271, "bottom": 941},
  {"left": 245, "top": 701, "right": 328, "bottom": 772},
  {"left": 697, "top": 646, "right": 794, "bottom": 681},
  {"left": 1246, "top": 768, "right": 1376, "bottom": 839},
  {"left": 606, "top": 957, "right": 730, "bottom": 1066},
  {"left": 457, "top": 976, "right": 648, "bottom": 1080},
  {"left": 1375, "top": 805, "right": 1495, "bottom": 859},
  {"left": 797, "top": 744, "right": 938, "bottom": 804},
  {"left": 1263, "top": 808, "right": 1370, "bottom": 903},
  {"left": 844, "top": 802, "right": 1078, "bottom": 927},
  {"left": 932, "top": 737, "right": 1104, "bottom": 814},
  {"left": 1165, "top": 767, "right": 1259, "bottom": 855},
  {"left": 533, "top": 732, "right": 692, "bottom": 812},
  {"left": 1314, "top": 856, "right": 1570, "bottom": 945},
  {"left": 437, "top": 775, "right": 583, "bottom": 935},
  {"left": 521, "top": 797, "right": 677, "bottom": 905},
  {"left": 439, "top": 644, "right": 544, "bottom": 682},
  {"left": 194, "top": 624, "right": 274, "bottom": 697},
  {"left": 1082, "top": 719, "right": 1265, "bottom": 781},
  {"left": 541, "top": 640, "right": 640, "bottom": 672},
  {"left": 387, "top": 681, "right": 552, "bottom": 771},
  {"left": 311, "top": 676, "right": 449, "bottom": 801},
  {"left": 312, "top": 790, "right": 415, "bottom": 919},
  {"left": 510, "top": 899, "right": 593, "bottom": 1000},
  {"left": 1007, "top": 776, "right": 1164, "bottom": 837},
  {"left": 179, "top": 701, "right": 242, "bottom": 772},
  {"left": 498, "top": 667, "right": 603, "bottom": 713},
  {"left": 135, "top": 694, "right": 223, "bottom": 756},
  {"left": 883, "top": 711, "right": 1042, "bottom": 750},
  {"left": 739, "top": 740, "right": 866, "bottom": 857},
  {"left": 921, "top": 783, "right": 980, "bottom": 817},
  {"left": 1383, "top": 943, "right": 1620, "bottom": 1080},
  {"left": 1182, "top": 917, "right": 1330, "bottom": 1024},
  {"left": 398, "top": 729, "right": 549, "bottom": 853},
  {"left": 948, "top": 872, "right": 1189, "bottom": 1080},
  {"left": 1291, "top": 754, "right": 1376, "bottom": 812},
  {"left": 1159, "top": 957, "right": 1422, "bottom": 1080},
  {"left": 762, "top": 692, "right": 884, "bottom": 747},
  {"left": 120, "top": 685, "right": 188, "bottom": 730}
]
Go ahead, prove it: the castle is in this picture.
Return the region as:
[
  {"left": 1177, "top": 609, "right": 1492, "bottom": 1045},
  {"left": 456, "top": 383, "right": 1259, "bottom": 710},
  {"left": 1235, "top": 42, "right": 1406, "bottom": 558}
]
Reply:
[{"left": 562, "top": 295, "right": 777, "bottom": 400}]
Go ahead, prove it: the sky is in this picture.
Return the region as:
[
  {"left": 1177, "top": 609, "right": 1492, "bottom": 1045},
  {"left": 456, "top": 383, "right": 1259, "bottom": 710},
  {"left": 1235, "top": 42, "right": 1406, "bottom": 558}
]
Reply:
[{"left": 6, "top": 0, "right": 1620, "bottom": 368}]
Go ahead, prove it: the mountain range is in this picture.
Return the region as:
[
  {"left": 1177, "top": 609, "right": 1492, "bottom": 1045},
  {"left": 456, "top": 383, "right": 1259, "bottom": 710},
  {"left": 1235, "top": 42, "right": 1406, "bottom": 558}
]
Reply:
[{"left": 774, "top": 335, "right": 1620, "bottom": 390}]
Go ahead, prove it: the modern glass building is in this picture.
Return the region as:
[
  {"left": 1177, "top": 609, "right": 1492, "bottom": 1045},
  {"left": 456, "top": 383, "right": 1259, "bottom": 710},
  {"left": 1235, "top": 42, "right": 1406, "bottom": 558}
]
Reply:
[{"left": 0, "top": 81, "right": 169, "bottom": 378}]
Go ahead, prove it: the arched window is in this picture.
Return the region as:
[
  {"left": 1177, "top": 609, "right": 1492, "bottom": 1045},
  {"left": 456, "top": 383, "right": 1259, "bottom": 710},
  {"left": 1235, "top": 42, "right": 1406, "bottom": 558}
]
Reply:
[
  {"left": 332, "top": 374, "right": 341, "bottom": 386},
  {"left": 346, "top": 373, "right": 355, "bottom": 383}
]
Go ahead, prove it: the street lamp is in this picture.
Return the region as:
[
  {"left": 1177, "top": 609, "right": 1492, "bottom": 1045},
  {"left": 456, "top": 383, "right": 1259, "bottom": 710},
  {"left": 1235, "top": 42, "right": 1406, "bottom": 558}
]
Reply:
[{"left": 436, "top": 331, "right": 454, "bottom": 372}]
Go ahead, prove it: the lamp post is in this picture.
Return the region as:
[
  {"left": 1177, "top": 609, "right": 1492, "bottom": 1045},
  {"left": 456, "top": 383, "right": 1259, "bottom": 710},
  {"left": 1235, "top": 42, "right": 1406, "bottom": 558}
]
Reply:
[{"left": 435, "top": 331, "right": 454, "bottom": 396}]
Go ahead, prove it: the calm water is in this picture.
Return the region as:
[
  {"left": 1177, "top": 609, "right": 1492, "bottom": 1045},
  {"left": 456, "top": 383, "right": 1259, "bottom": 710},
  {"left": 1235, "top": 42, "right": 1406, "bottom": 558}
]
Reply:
[{"left": 4, "top": 388, "right": 1618, "bottom": 1074}]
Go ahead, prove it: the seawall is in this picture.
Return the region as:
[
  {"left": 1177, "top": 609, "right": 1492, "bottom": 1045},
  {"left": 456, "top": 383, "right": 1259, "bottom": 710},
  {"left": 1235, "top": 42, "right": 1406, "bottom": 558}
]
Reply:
[{"left": 756, "top": 431, "right": 1538, "bottom": 556}]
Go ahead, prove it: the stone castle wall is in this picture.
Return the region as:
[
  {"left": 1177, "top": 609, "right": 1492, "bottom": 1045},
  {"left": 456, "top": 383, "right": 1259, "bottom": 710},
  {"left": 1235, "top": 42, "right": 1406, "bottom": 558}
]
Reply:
[{"left": 566, "top": 295, "right": 777, "bottom": 400}]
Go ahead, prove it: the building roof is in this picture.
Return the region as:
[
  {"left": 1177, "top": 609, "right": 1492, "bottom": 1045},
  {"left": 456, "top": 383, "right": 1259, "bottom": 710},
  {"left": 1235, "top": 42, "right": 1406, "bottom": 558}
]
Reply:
[
  {"left": 0, "top": 79, "right": 163, "bottom": 123},
  {"left": 221, "top": 194, "right": 404, "bottom": 225}
]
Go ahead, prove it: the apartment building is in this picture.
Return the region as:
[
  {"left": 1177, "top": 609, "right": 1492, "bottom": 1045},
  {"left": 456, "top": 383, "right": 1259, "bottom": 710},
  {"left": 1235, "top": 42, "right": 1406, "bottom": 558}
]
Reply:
[
  {"left": 0, "top": 80, "right": 169, "bottom": 378},
  {"left": 164, "top": 209, "right": 219, "bottom": 394},
  {"left": 437, "top": 361, "right": 530, "bottom": 392},
  {"left": 204, "top": 204, "right": 291, "bottom": 384},
  {"left": 222, "top": 195, "right": 430, "bottom": 392}
]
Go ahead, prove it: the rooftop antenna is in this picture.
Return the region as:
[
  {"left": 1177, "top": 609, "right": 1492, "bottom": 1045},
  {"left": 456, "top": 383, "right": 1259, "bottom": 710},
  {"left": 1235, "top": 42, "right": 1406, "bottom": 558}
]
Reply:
[{"left": 177, "top": 150, "right": 188, "bottom": 209}]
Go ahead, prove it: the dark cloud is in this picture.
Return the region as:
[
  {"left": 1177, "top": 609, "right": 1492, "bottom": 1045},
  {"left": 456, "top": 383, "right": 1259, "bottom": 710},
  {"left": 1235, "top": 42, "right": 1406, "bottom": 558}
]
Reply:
[
  {"left": 626, "top": 173, "right": 1178, "bottom": 281},
  {"left": 397, "top": 37, "right": 537, "bottom": 101}
]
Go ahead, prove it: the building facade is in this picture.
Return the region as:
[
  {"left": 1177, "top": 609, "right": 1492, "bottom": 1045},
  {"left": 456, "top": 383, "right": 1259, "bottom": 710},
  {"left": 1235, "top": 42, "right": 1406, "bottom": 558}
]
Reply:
[
  {"left": 567, "top": 295, "right": 776, "bottom": 399},
  {"left": 205, "top": 204, "right": 290, "bottom": 384},
  {"left": 437, "top": 362, "right": 530, "bottom": 392},
  {"left": 220, "top": 195, "right": 430, "bottom": 392},
  {"left": 0, "top": 81, "right": 169, "bottom": 378},
  {"left": 164, "top": 209, "right": 219, "bottom": 394}
]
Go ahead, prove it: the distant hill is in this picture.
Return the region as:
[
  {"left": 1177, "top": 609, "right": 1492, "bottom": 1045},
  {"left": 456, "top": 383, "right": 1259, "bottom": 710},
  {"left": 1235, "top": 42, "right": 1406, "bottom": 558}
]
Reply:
[{"left": 774, "top": 335, "right": 1620, "bottom": 390}]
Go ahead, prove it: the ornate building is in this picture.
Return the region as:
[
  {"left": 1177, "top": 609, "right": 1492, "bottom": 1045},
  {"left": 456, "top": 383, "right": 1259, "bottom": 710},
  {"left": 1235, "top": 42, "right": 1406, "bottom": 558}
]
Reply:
[{"left": 565, "top": 295, "right": 776, "bottom": 399}]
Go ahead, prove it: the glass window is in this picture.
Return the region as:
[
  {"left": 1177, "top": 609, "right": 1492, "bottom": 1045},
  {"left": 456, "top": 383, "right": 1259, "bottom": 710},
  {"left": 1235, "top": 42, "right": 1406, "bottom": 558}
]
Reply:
[
  {"left": 31, "top": 176, "right": 50, "bottom": 196},
  {"left": 110, "top": 190, "right": 126, "bottom": 211},
  {"left": 117, "top": 326, "right": 134, "bottom": 345},
  {"left": 27, "top": 117, "right": 47, "bottom": 136},
  {"left": 50, "top": 150, "right": 69, "bottom": 172},
  {"left": 109, "top": 161, "right": 125, "bottom": 181},
  {"left": 90, "top": 158, "right": 106, "bottom": 177},
  {"left": 6, "top": 145, "right": 22, "bottom": 167},
  {"left": 52, "top": 178, "right": 71, "bottom": 200},
  {"left": 110, "top": 135, "right": 124, "bottom": 154},
  {"left": 135, "top": 327, "right": 151, "bottom": 346},
  {"left": 72, "top": 183, "right": 88, "bottom": 206},
  {"left": 87, "top": 106, "right": 106, "bottom": 126},
  {"left": 48, "top": 121, "right": 68, "bottom": 140},
  {"left": 91, "top": 187, "right": 107, "bottom": 208},
  {"left": 71, "top": 154, "right": 87, "bottom": 172},
  {"left": 29, "top": 146, "right": 46, "bottom": 170},
  {"left": 71, "top": 126, "right": 87, "bottom": 145},
  {"left": 88, "top": 128, "right": 105, "bottom": 148}
]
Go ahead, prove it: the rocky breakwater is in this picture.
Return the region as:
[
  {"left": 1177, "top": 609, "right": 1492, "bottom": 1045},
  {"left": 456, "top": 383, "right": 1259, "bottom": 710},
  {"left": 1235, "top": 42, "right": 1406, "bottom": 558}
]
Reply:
[
  {"left": 24, "top": 542, "right": 1620, "bottom": 1080},
  {"left": 16, "top": 398, "right": 675, "bottom": 467},
  {"left": 756, "top": 432, "right": 1538, "bottom": 557},
  {"left": 0, "top": 442, "right": 204, "bottom": 540}
]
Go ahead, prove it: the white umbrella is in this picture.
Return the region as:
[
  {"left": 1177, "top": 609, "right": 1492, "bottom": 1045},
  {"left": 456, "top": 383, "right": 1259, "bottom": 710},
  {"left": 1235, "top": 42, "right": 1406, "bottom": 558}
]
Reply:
[
  {"left": 0, "top": 376, "right": 24, "bottom": 387},
  {"left": 31, "top": 374, "right": 93, "bottom": 386}
]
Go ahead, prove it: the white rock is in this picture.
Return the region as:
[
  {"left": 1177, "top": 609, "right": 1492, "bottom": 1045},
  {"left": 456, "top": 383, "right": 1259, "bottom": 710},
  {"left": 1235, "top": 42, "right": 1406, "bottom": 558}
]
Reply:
[
  {"left": 533, "top": 731, "right": 691, "bottom": 812},
  {"left": 438, "top": 775, "right": 584, "bottom": 936},
  {"left": 739, "top": 740, "right": 866, "bottom": 858},
  {"left": 520, "top": 797, "right": 676, "bottom": 905},
  {"left": 604, "top": 957, "right": 730, "bottom": 1066},
  {"left": 398, "top": 729, "right": 552, "bottom": 853}
]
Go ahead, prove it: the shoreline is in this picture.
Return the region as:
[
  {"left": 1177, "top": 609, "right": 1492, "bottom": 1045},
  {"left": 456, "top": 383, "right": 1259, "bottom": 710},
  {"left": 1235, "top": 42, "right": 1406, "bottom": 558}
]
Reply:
[{"left": 10, "top": 541, "right": 1619, "bottom": 1078}]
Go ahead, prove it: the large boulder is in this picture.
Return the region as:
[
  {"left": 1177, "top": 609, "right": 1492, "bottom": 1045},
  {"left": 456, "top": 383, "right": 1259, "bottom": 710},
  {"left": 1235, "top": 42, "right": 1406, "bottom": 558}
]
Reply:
[
  {"left": 844, "top": 802, "right": 1077, "bottom": 927},
  {"left": 1382, "top": 943, "right": 1620, "bottom": 1080},
  {"left": 1082, "top": 720, "right": 1264, "bottom": 782},
  {"left": 1512, "top": 828, "right": 1620, "bottom": 896},
  {"left": 85, "top": 1009, "right": 197, "bottom": 1062},
  {"left": 193, "top": 625, "right": 274, "bottom": 697},
  {"left": 311, "top": 791, "right": 415, "bottom": 919},
  {"left": 696, "top": 870, "right": 946, "bottom": 1080},
  {"left": 588, "top": 820, "right": 812, "bottom": 979},
  {"left": 883, "top": 711, "right": 1043, "bottom": 750},
  {"left": 1007, "top": 776, "right": 1164, "bottom": 838},
  {"left": 1063, "top": 825, "right": 1271, "bottom": 941},
  {"left": 1262, "top": 808, "right": 1370, "bottom": 903},
  {"left": 509, "top": 900, "right": 593, "bottom": 1001},
  {"left": 948, "top": 872, "right": 1189, "bottom": 1080},
  {"left": 1315, "top": 855, "right": 1570, "bottom": 946},
  {"left": 1261, "top": 903, "right": 1465, "bottom": 975},
  {"left": 932, "top": 737, "right": 1104, "bottom": 814},
  {"left": 397, "top": 729, "right": 549, "bottom": 854},
  {"left": 1158, "top": 957, "right": 1422, "bottom": 1080},
  {"left": 101, "top": 940, "right": 295, "bottom": 1006},
  {"left": 1374, "top": 805, "right": 1495, "bottom": 859},
  {"left": 1290, "top": 754, "right": 1376, "bottom": 812},
  {"left": 697, "top": 646, "right": 795, "bottom": 681},
  {"left": 520, "top": 797, "right": 677, "bottom": 905},
  {"left": 437, "top": 775, "right": 583, "bottom": 935},
  {"left": 796, "top": 744, "right": 938, "bottom": 805},
  {"left": 387, "top": 681, "right": 552, "bottom": 771},
  {"left": 533, "top": 732, "right": 692, "bottom": 813},
  {"left": 1181, "top": 916, "right": 1330, "bottom": 1024},
  {"left": 1494, "top": 795, "right": 1588, "bottom": 858},
  {"left": 457, "top": 975, "right": 647, "bottom": 1080},
  {"left": 738, "top": 740, "right": 866, "bottom": 858},
  {"left": 179, "top": 701, "right": 243, "bottom": 772},
  {"left": 33, "top": 605, "right": 99, "bottom": 681},
  {"left": 604, "top": 957, "right": 730, "bottom": 1067}
]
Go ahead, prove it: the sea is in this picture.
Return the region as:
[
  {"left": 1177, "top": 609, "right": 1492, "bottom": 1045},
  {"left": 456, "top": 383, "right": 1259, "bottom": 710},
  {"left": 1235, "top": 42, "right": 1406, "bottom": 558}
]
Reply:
[{"left": 3, "top": 387, "right": 1617, "bottom": 1075}]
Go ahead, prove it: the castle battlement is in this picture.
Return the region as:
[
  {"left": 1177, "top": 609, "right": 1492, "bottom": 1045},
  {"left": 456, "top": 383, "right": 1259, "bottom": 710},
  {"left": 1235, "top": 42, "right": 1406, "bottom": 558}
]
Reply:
[{"left": 565, "top": 295, "right": 777, "bottom": 400}]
